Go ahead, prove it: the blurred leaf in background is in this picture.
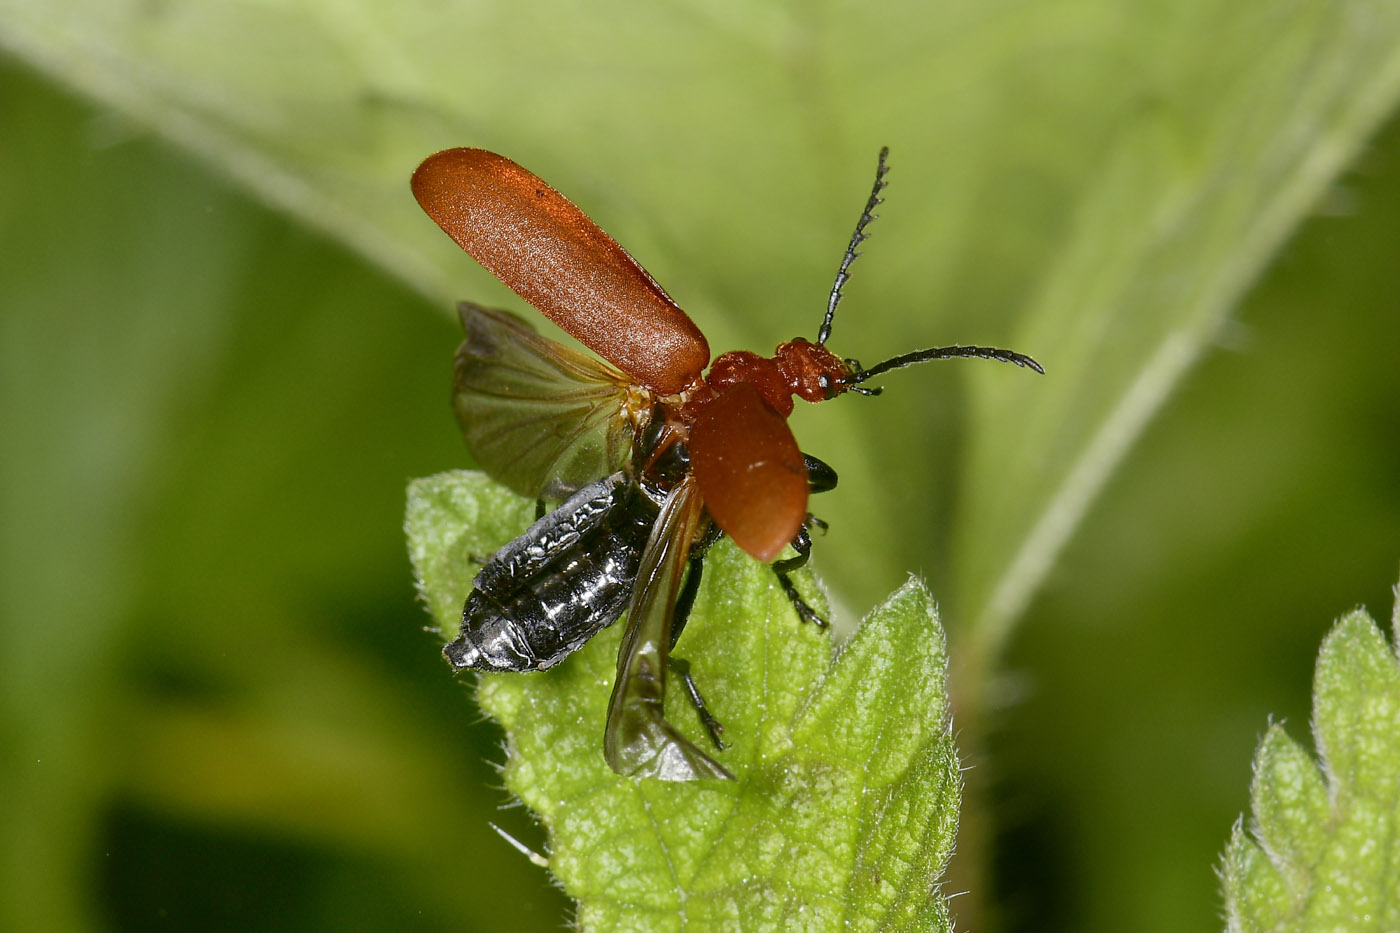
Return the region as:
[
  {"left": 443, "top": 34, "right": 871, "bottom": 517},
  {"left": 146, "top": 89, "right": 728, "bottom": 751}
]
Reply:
[
  {"left": 997, "top": 115, "right": 1400, "bottom": 932},
  {"left": 1222, "top": 602, "right": 1400, "bottom": 933},
  {"left": 2, "top": 1, "right": 1400, "bottom": 931},
  {"left": 0, "top": 61, "right": 564, "bottom": 932}
]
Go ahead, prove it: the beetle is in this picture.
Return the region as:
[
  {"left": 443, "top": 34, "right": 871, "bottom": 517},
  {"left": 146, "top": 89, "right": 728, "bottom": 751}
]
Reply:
[{"left": 412, "top": 147, "right": 1042, "bottom": 781}]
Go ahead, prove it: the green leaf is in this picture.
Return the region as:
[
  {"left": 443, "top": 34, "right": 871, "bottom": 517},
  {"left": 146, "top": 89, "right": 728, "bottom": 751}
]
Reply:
[
  {"left": 1221, "top": 592, "right": 1400, "bottom": 933},
  {"left": 406, "top": 472, "right": 538, "bottom": 643},
  {"left": 406, "top": 471, "right": 959, "bottom": 931}
]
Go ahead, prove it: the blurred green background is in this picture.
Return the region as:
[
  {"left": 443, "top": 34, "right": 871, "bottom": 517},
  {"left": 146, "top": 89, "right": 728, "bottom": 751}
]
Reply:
[{"left": 2, "top": 3, "right": 1399, "bottom": 931}]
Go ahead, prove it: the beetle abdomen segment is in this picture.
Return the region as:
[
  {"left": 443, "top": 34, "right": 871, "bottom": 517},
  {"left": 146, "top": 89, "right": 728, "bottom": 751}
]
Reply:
[{"left": 445, "top": 473, "right": 658, "bottom": 672}]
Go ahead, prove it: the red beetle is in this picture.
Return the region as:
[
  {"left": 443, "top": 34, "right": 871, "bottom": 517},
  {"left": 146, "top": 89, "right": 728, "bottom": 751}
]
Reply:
[{"left": 413, "top": 148, "right": 1041, "bottom": 780}]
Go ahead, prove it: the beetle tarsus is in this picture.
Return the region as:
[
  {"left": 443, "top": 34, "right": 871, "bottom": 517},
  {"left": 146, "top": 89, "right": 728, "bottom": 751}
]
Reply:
[
  {"left": 672, "top": 657, "right": 728, "bottom": 750},
  {"left": 774, "top": 569, "right": 830, "bottom": 629},
  {"left": 771, "top": 525, "right": 831, "bottom": 628}
]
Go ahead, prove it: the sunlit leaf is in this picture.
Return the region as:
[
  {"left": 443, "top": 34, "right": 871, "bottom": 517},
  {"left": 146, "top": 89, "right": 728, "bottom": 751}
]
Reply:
[
  {"left": 1221, "top": 593, "right": 1400, "bottom": 932},
  {"left": 407, "top": 471, "right": 959, "bottom": 930}
]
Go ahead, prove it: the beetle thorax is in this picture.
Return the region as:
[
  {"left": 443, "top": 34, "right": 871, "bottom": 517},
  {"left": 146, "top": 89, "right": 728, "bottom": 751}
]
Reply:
[
  {"left": 702, "top": 340, "right": 853, "bottom": 416},
  {"left": 704, "top": 351, "right": 793, "bottom": 415}
]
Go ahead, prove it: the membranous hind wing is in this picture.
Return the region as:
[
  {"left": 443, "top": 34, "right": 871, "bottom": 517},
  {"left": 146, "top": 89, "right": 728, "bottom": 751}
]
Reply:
[
  {"left": 604, "top": 475, "right": 733, "bottom": 781},
  {"left": 454, "top": 302, "right": 643, "bottom": 499}
]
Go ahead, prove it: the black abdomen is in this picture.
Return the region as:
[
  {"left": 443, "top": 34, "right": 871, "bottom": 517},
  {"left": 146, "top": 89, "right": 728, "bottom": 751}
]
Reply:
[{"left": 444, "top": 473, "right": 657, "bottom": 672}]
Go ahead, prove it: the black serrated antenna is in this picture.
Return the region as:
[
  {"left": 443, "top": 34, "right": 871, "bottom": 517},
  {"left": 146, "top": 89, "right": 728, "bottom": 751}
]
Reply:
[
  {"left": 847, "top": 344, "right": 1045, "bottom": 385},
  {"left": 817, "top": 146, "right": 890, "bottom": 346}
]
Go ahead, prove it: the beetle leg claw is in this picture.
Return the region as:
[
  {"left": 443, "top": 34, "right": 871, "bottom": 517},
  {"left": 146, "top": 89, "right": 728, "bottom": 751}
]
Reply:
[{"left": 774, "top": 568, "right": 830, "bottom": 629}]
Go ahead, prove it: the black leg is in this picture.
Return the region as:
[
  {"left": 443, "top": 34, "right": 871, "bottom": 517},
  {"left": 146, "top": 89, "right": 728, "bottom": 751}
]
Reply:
[
  {"left": 772, "top": 524, "right": 829, "bottom": 628},
  {"left": 534, "top": 498, "right": 547, "bottom": 521},
  {"left": 668, "top": 521, "right": 722, "bottom": 649},
  {"left": 771, "top": 524, "right": 812, "bottom": 575},
  {"left": 671, "top": 656, "right": 728, "bottom": 750},
  {"left": 670, "top": 553, "right": 705, "bottom": 650},
  {"left": 667, "top": 520, "right": 728, "bottom": 749},
  {"left": 804, "top": 454, "right": 839, "bottom": 494}
]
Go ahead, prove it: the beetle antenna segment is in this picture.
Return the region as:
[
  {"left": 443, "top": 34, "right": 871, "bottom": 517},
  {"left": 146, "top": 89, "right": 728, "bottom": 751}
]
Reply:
[
  {"left": 849, "top": 345, "right": 1045, "bottom": 382},
  {"left": 818, "top": 146, "right": 890, "bottom": 346}
]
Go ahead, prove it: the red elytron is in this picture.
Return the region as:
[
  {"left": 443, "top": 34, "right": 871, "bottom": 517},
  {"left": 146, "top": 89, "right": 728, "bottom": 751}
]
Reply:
[{"left": 413, "top": 147, "right": 1041, "bottom": 780}]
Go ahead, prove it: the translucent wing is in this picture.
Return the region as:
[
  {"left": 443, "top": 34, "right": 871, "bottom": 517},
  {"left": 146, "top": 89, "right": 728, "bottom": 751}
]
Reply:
[
  {"left": 689, "top": 383, "right": 809, "bottom": 562},
  {"left": 454, "top": 302, "right": 640, "bottom": 500},
  {"left": 414, "top": 148, "right": 710, "bottom": 395},
  {"left": 603, "top": 475, "right": 733, "bottom": 781}
]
